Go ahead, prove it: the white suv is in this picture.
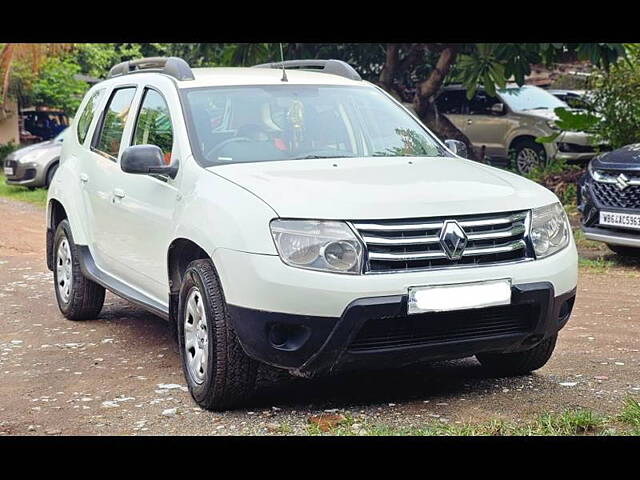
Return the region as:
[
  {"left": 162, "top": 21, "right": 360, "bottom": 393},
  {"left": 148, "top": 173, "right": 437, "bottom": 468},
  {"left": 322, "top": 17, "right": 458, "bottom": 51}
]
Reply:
[{"left": 46, "top": 57, "right": 578, "bottom": 410}]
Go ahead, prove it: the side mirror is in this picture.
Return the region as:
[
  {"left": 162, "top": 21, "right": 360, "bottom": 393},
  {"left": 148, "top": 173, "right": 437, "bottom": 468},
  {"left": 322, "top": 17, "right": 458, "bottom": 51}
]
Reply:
[
  {"left": 444, "top": 139, "right": 469, "bottom": 159},
  {"left": 121, "top": 145, "right": 178, "bottom": 179},
  {"left": 490, "top": 102, "right": 505, "bottom": 115}
]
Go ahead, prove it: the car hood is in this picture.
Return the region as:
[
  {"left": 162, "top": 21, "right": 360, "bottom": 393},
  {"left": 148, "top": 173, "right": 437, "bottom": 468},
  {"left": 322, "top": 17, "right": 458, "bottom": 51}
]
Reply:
[
  {"left": 207, "top": 156, "right": 557, "bottom": 219},
  {"left": 591, "top": 143, "right": 640, "bottom": 171},
  {"left": 10, "top": 140, "right": 58, "bottom": 161}
]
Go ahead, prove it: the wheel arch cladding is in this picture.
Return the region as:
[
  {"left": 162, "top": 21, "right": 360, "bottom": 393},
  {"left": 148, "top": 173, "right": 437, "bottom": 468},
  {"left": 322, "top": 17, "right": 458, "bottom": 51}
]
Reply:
[
  {"left": 46, "top": 199, "right": 68, "bottom": 271},
  {"left": 167, "top": 238, "right": 211, "bottom": 324}
]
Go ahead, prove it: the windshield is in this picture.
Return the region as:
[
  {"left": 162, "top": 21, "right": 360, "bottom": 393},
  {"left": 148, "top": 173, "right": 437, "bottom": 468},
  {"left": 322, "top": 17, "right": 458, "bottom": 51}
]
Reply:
[
  {"left": 498, "top": 86, "right": 567, "bottom": 112},
  {"left": 182, "top": 85, "right": 447, "bottom": 166}
]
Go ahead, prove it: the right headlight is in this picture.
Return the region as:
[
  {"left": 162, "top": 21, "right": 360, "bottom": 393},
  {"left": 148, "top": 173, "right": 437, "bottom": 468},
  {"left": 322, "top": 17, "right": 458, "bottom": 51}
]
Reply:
[
  {"left": 530, "top": 202, "right": 571, "bottom": 259},
  {"left": 270, "top": 219, "right": 364, "bottom": 274}
]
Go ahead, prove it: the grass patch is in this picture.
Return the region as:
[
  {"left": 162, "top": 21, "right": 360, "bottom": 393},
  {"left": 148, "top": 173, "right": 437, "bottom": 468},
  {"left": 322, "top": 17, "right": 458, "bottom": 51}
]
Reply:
[
  {"left": 0, "top": 173, "right": 47, "bottom": 207},
  {"left": 307, "top": 401, "right": 640, "bottom": 436},
  {"left": 578, "top": 256, "right": 616, "bottom": 273},
  {"left": 619, "top": 397, "right": 640, "bottom": 427}
]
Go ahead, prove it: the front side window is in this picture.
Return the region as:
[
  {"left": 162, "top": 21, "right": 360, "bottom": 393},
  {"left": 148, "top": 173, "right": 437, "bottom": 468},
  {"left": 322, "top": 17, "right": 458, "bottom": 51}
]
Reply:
[
  {"left": 132, "top": 89, "right": 174, "bottom": 165},
  {"left": 94, "top": 87, "right": 136, "bottom": 159},
  {"left": 183, "top": 85, "right": 447, "bottom": 166},
  {"left": 469, "top": 91, "right": 502, "bottom": 115},
  {"left": 436, "top": 90, "right": 468, "bottom": 114},
  {"left": 76, "top": 89, "right": 103, "bottom": 144}
]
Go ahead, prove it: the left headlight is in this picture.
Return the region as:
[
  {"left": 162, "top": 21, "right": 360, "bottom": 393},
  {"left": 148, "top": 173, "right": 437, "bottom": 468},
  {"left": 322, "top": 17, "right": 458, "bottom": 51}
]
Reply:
[
  {"left": 530, "top": 202, "right": 571, "bottom": 259},
  {"left": 270, "top": 219, "right": 363, "bottom": 274}
]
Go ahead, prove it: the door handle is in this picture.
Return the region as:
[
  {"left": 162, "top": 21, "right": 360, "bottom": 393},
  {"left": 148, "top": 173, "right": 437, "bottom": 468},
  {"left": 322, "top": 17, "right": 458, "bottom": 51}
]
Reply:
[
  {"left": 80, "top": 173, "right": 89, "bottom": 183},
  {"left": 113, "top": 188, "right": 126, "bottom": 199}
]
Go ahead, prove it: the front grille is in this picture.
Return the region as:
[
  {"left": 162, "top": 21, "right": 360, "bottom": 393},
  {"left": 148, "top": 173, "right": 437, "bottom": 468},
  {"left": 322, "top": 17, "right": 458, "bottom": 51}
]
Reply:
[
  {"left": 352, "top": 210, "right": 530, "bottom": 273},
  {"left": 592, "top": 181, "right": 640, "bottom": 210},
  {"left": 348, "top": 304, "right": 537, "bottom": 352},
  {"left": 4, "top": 159, "right": 16, "bottom": 169}
]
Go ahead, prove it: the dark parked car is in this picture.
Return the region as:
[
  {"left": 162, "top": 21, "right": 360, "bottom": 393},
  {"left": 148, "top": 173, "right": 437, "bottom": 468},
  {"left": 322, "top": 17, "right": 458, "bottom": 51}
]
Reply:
[{"left": 578, "top": 143, "right": 640, "bottom": 256}]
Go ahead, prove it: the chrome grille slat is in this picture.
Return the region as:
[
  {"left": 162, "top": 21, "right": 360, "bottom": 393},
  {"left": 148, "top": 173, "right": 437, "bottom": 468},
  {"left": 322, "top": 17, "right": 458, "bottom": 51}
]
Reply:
[{"left": 352, "top": 210, "right": 531, "bottom": 273}]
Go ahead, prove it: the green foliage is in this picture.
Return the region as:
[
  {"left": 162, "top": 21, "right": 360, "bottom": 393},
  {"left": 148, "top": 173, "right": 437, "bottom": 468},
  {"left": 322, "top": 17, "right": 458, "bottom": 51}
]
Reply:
[
  {"left": 0, "top": 141, "right": 18, "bottom": 166},
  {"left": 0, "top": 172, "right": 48, "bottom": 206},
  {"left": 619, "top": 397, "right": 640, "bottom": 427},
  {"left": 540, "top": 50, "right": 640, "bottom": 149},
  {"left": 30, "top": 56, "right": 88, "bottom": 115},
  {"left": 457, "top": 44, "right": 506, "bottom": 99},
  {"left": 73, "top": 43, "right": 142, "bottom": 78}
]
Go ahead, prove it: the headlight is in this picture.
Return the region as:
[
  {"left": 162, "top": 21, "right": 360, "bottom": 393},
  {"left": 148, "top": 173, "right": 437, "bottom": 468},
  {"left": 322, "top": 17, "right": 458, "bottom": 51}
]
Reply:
[
  {"left": 270, "top": 219, "right": 363, "bottom": 274},
  {"left": 530, "top": 203, "right": 571, "bottom": 259}
]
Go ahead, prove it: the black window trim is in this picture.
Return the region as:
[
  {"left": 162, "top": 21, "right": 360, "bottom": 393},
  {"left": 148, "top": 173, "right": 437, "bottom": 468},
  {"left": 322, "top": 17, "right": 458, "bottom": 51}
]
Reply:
[
  {"left": 91, "top": 84, "right": 138, "bottom": 162},
  {"left": 76, "top": 88, "right": 104, "bottom": 146},
  {"left": 130, "top": 85, "right": 176, "bottom": 163}
]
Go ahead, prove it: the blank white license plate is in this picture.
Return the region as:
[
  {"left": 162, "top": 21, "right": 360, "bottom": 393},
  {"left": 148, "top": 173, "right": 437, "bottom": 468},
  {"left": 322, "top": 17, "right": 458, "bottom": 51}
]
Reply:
[
  {"left": 600, "top": 211, "right": 640, "bottom": 230},
  {"left": 3, "top": 166, "right": 14, "bottom": 176},
  {"left": 408, "top": 279, "right": 512, "bottom": 314}
]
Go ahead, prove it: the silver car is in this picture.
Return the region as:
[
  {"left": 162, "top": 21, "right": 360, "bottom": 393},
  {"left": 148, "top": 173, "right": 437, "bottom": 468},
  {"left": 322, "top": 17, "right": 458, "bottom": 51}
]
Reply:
[
  {"left": 436, "top": 85, "right": 605, "bottom": 174},
  {"left": 3, "top": 129, "right": 66, "bottom": 188}
]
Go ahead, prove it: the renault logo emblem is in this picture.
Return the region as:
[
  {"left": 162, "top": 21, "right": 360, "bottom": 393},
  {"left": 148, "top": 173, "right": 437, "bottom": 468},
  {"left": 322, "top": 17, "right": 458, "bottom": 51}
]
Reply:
[
  {"left": 439, "top": 220, "right": 468, "bottom": 260},
  {"left": 616, "top": 173, "right": 630, "bottom": 191}
]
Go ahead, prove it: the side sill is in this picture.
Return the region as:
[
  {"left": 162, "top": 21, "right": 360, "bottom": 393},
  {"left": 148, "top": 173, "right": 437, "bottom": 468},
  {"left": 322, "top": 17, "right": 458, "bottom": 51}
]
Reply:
[{"left": 76, "top": 245, "right": 169, "bottom": 320}]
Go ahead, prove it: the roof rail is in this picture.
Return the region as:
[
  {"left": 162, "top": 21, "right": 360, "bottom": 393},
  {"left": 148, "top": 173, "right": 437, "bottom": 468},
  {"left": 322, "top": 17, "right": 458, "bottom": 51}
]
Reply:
[
  {"left": 252, "top": 59, "right": 361, "bottom": 81},
  {"left": 107, "top": 57, "right": 195, "bottom": 81}
]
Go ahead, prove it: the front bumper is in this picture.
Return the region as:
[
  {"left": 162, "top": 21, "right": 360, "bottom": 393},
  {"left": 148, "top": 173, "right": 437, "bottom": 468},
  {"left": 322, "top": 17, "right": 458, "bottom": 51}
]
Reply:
[
  {"left": 3, "top": 159, "right": 43, "bottom": 187},
  {"left": 228, "top": 282, "right": 576, "bottom": 377},
  {"left": 577, "top": 172, "right": 640, "bottom": 246}
]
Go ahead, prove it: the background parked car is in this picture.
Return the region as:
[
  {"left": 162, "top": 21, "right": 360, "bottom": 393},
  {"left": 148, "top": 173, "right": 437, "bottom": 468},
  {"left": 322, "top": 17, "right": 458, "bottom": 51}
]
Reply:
[
  {"left": 578, "top": 143, "right": 640, "bottom": 256},
  {"left": 548, "top": 89, "right": 593, "bottom": 110},
  {"left": 20, "top": 108, "right": 69, "bottom": 144},
  {"left": 3, "top": 128, "right": 66, "bottom": 189},
  {"left": 435, "top": 84, "right": 604, "bottom": 175}
]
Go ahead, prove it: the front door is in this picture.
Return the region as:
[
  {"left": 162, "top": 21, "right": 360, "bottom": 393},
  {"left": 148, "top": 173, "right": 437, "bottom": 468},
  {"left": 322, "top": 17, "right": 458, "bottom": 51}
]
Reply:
[
  {"left": 464, "top": 91, "right": 514, "bottom": 159},
  {"left": 109, "top": 87, "right": 179, "bottom": 303}
]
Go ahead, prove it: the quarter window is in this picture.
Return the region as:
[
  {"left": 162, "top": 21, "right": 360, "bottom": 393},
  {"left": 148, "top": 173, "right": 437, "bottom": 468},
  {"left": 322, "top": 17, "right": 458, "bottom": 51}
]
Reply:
[
  {"left": 76, "top": 89, "right": 103, "bottom": 144},
  {"left": 132, "top": 89, "right": 174, "bottom": 165},
  {"left": 94, "top": 87, "right": 136, "bottom": 159}
]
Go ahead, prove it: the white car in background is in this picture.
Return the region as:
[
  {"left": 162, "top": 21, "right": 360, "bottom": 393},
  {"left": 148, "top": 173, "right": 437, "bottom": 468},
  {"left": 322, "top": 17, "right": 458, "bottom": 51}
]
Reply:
[{"left": 45, "top": 57, "right": 578, "bottom": 410}]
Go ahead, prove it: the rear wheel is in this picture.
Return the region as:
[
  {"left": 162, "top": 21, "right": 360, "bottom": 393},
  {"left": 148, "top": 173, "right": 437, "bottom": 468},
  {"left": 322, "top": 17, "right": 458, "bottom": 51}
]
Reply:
[
  {"left": 512, "top": 139, "right": 547, "bottom": 175},
  {"left": 53, "top": 220, "right": 105, "bottom": 320},
  {"left": 178, "top": 259, "right": 258, "bottom": 410},
  {"left": 476, "top": 334, "right": 557, "bottom": 376},
  {"left": 607, "top": 244, "right": 640, "bottom": 257}
]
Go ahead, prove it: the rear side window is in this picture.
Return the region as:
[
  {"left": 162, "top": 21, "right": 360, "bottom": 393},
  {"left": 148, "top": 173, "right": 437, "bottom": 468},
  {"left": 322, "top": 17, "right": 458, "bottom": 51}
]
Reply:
[
  {"left": 76, "top": 90, "right": 102, "bottom": 144},
  {"left": 94, "top": 87, "right": 136, "bottom": 159},
  {"left": 132, "top": 89, "right": 174, "bottom": 165}
]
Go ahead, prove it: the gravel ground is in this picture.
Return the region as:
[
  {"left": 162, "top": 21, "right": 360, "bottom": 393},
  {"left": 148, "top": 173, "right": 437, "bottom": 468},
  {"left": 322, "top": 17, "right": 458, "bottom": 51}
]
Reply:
[{"left": 0, "top": 197, "right": 639, "bottom": 435}]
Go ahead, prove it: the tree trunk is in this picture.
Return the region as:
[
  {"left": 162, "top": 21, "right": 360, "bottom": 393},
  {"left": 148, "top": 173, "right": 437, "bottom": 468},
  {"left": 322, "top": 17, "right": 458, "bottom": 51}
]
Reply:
[{"left": 412, "top": 46, "right": 481, "bottom": 160}]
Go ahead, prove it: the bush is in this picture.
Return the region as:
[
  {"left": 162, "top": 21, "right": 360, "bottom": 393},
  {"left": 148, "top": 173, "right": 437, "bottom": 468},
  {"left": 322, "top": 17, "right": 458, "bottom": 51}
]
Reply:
[{"left": 0, "top": 141, "right": 18, "bottom": 168}]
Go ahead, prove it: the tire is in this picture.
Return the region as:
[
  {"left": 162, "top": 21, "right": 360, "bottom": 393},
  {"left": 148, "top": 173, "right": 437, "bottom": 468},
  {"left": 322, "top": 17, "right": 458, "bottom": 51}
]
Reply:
[
  {"left": 476, "top": 334, "right": 557, "bottom": 377},
  {"left": 512, "top": 139, "right": 547, "bottom": 175},
  {"left": 45, "top": 162, "right": 59, "bottom": 188},
  {"left": 53, "top": 219, "right": 105, "bottom": 320},
  {"left": 607, "top": 244, "right": 640, "bottom": 257},
  {"left": 177, "top": 259, "right": 258, "bottom": 410}
]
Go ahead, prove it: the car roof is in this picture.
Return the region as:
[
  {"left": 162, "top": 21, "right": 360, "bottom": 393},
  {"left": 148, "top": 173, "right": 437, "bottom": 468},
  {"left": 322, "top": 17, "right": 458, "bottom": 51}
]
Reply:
[{"left": 174, "top": 67, "right": 367, "bottom": 88}]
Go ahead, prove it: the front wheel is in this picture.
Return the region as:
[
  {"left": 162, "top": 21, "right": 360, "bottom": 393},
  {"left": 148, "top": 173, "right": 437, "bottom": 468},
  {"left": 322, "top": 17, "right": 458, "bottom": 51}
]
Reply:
[
  {"left": 476, "top": 334, "right": 557, "bottom": 376},
  {"left": 512, "top": 139, "right": 547, "bottom": 175},
  {"left": 177, "top": 259, "right": 258, "bottom": 410},
  {"left": 607, "top": 244, "right": 640, "bottom": 257}
]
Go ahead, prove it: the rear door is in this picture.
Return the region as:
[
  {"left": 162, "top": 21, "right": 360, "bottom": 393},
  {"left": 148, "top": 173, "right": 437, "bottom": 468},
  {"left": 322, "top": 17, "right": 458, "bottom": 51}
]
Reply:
[
  {"left": 83, "top": 86, "right": 138, "bottom": 273},
  {"left": 464, "top": 91, "right": 515, "bottom": 159},
  {"left": 435, "top": 89, "right": 470, "bottom": 134}
]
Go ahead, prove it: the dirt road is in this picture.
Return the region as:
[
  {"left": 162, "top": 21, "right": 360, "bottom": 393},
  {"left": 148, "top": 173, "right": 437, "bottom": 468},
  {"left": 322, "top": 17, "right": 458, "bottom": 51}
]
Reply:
[{"left": 0, "top": 196, "right": 639, "bottom": 435}]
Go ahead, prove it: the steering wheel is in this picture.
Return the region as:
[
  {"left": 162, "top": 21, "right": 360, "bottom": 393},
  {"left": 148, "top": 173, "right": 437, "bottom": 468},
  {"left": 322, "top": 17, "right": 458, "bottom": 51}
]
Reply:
[{"left": 205, "top": 137, "right": 253, "bottom": 161}]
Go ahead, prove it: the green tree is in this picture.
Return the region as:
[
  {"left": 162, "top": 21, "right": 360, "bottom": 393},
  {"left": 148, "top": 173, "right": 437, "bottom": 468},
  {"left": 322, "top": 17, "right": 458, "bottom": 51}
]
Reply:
[{"left": 30, "top": 56, "right": 87, "bottom": 115}]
